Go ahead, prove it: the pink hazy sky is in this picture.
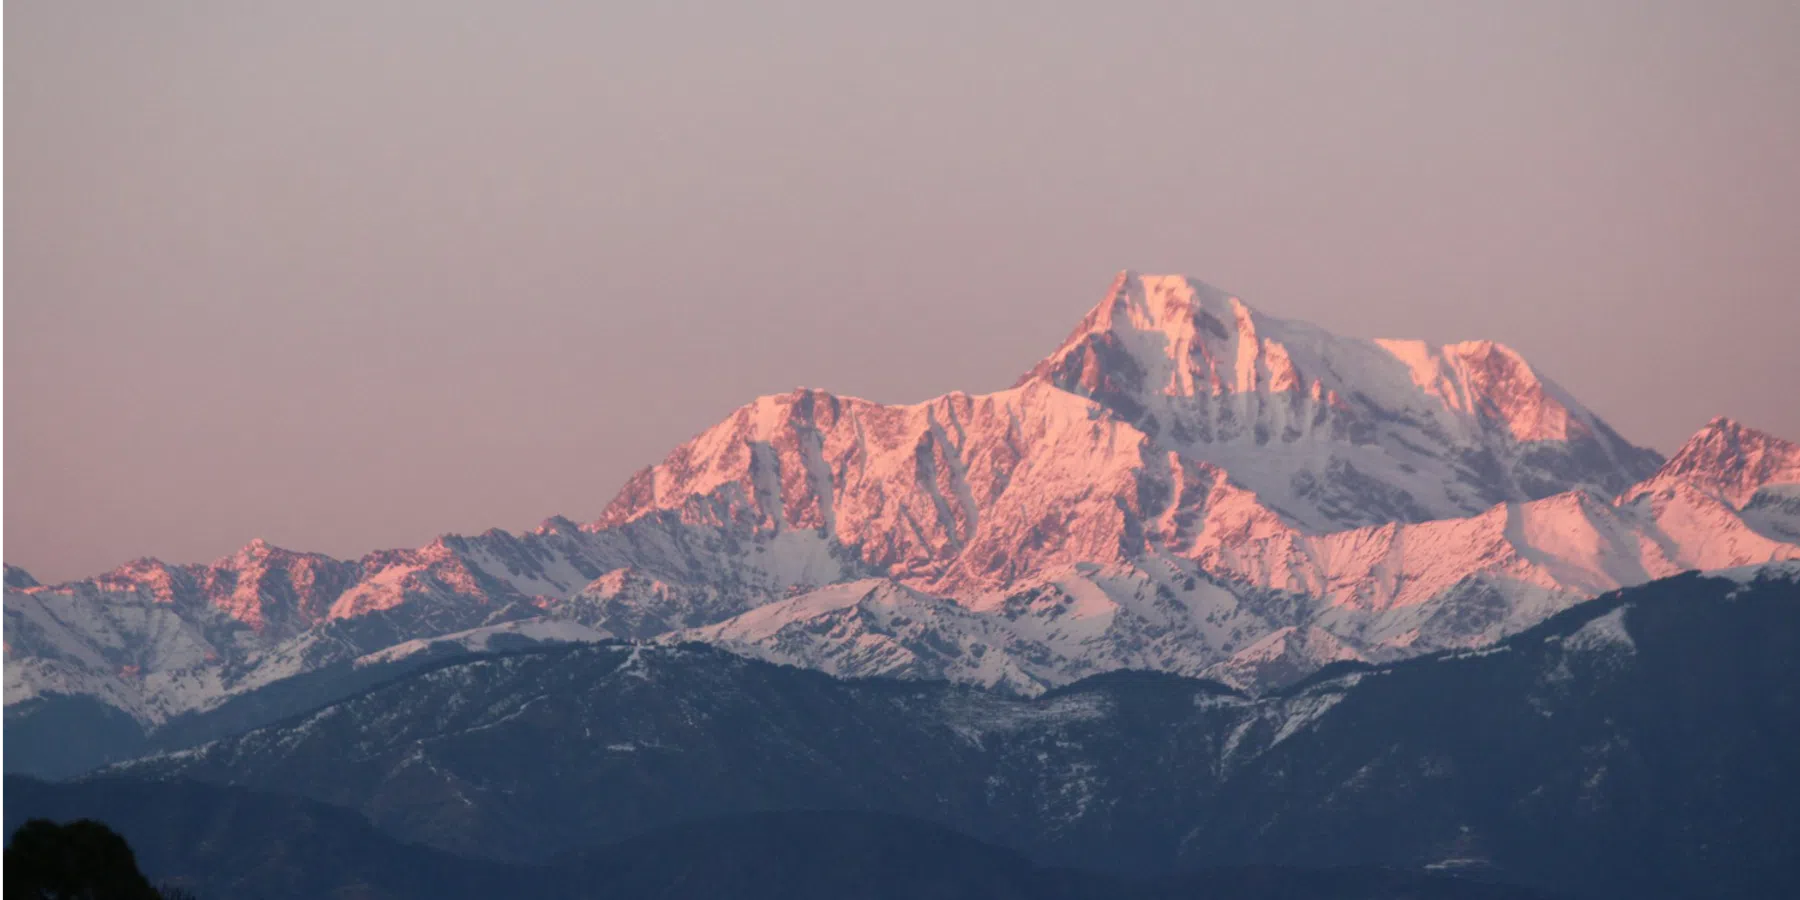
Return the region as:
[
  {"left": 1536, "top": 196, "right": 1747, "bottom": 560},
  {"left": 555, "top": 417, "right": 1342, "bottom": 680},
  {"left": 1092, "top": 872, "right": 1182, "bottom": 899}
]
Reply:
[{"left": 7, "top": 1, "right": 1799, "bottom": 583}]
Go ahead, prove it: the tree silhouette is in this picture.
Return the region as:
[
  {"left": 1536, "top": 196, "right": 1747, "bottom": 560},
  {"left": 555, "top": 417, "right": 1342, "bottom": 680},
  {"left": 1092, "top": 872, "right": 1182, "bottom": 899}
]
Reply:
[{"left": 4, "top": 818, "right": 163, "bottom": 900}]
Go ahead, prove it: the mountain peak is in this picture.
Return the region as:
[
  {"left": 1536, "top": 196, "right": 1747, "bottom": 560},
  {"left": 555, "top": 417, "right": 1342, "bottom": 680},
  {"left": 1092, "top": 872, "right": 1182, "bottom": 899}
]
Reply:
[
  {"left": 1652, "top": 417, "right": 1800, "bottom": 506},
  {"left": 533, "top": 515, "right": 581, "bottom": 536},
  {"left": 1704, "top": 414, "right": 1750, "bottom": 434},
  {"left": 1023, "top": 272, "right": 1568, "bottom": 435},
  {"left": 593, "top": 272, "right": 1662, "bottom": 542},
  {"left": 4, "top": 564, "right": 39, "bottom": 589},
  {"left": 1011, "top": 272, "right": 1661, "bottom": 529},
  {"left": 231, "top": 537, "right": 278, "bottom": 560},
  {"left": 1018, "top": 271, "right": 1258, "bottom": 395}
]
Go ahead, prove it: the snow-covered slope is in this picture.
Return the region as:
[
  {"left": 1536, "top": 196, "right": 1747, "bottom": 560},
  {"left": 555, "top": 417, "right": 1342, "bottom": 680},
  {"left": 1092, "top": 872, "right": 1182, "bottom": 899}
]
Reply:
[
  {"left": 1633, "top": 415, "right": 1800, "bottom": 506},
  {"left": 675, "top": 563, "right": 1307, "bottom": 695},
  {"left": 1624, "top": 416, "right": 1800, "bottom": 544},
  {"left": 596, "top": 379, "right": 1170, "bottom": 593},
  {"left": 1020, "top": 272, "right": 1663, "bottom": 530},
  {"left": 5, "top": 516, "right": 853, "bottom": 724},
  {"left": 644, "top": 397, "right": 1794, "bottom": 692},
  {"left": 663, "top": 447, "right": 1797, "bottom": 693},
  {"left": 7, "top": 272, "right": 1794, "bottom": 725}
]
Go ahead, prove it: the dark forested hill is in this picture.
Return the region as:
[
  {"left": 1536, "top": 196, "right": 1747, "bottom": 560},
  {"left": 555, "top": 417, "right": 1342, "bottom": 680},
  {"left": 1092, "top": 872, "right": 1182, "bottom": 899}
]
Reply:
[{"left": 73, "top": 569, "right": 1800, "bottom": 899}]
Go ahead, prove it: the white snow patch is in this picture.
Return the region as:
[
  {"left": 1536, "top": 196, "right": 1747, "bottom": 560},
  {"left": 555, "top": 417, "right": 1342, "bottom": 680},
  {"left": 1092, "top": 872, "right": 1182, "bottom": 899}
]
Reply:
[
  {"left": 1565, "top": 606, "right": 1635, "bottom": 656},
  {"left": 1269, "top": 687, "right": 1350, "bottom": 747},
  {"left": 355, "top": 618, "right": 609, "bottom": 667},
  {"left": 1439, "top": 645, "right": 1513, "bottom": 662},
  {"left": 937, "top": 692, "right": 1110, "bottom": 748},
  {"left": 1707, "top": 559, "right": 1800, "bottom": 585}
]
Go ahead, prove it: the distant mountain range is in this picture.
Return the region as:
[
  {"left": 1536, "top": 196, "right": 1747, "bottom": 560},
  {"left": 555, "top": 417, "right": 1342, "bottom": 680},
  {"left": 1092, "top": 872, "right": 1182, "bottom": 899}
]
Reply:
[
  {"left": 10, "top": 272, "right": 1800, "bottom": 899},
  {"left": 8, "top": 273, "right": 1797, "bottom": 773}
]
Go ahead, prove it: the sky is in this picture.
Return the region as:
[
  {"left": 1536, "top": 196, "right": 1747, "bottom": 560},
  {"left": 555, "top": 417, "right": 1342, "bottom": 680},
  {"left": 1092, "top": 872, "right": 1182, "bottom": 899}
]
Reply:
[{"left": 7, "top": 1, "right": 1799, "bottom": 582}]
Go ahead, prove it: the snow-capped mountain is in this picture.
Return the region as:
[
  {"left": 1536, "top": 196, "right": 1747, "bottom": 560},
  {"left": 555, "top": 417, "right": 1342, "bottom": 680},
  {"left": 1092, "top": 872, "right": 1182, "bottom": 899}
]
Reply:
[
  {"left": 7, "top": 273, "right": 1797, "bottom": 735},
  {"left": 1626, "top": 415, "right": 1800, "bottom": 542},
  {"left": 1022, "top": 272, "right": 1664, "bottom": 529},
  {"left": 666, "top": 423, "right": 1798, "bottom": 693},
  {"left": 4, "top": 514, "right": 854, "bottom": 724},
  {"left": 598, "top": 272, "right": 1667, "bottom": 584}
]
